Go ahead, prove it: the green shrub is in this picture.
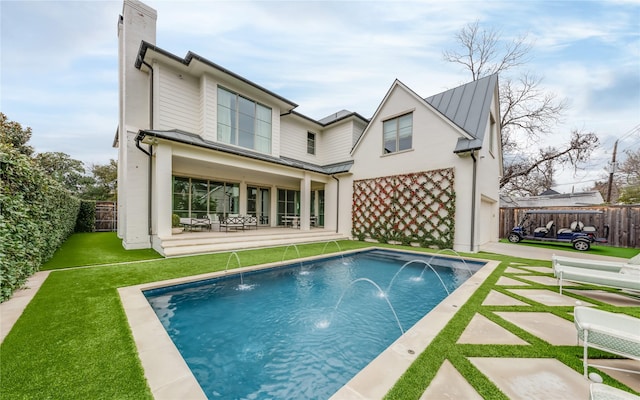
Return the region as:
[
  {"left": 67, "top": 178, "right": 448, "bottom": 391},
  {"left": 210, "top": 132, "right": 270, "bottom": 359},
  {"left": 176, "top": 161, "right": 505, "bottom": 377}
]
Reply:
[
  {"left": 0, "top": 144, "right": 80, "bottom": 301},
  {"left": 75, "top": 200, "right": 96, "bottom": 232}
]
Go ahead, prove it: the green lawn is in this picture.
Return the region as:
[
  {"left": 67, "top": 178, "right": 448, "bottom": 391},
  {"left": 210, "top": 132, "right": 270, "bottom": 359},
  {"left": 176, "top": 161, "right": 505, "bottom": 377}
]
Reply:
[
  {"left": 2, "top": 234, "right": 638, "bottom": 399},
  {"left": 41, "top": 232, "right": 162, "bottom": 270}
]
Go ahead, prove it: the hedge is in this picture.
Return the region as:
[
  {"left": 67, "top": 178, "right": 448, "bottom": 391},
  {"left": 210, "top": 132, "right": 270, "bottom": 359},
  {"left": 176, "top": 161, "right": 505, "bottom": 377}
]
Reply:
[
  {"left": 0, "top": 144, "right": 80, "bottom": 301},
  {"left": 75, "top": 200, "right": 96, "bottom": 233}
]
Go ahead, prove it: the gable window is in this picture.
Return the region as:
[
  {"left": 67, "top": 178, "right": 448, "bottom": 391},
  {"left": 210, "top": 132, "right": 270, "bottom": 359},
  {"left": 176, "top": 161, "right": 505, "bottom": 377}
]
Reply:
[
  {"left": 217, "top": 87, "right": 272, "bottom": 153},
  {"left": 307, "top": 132, "right": 316, "bottom": 155},
  {"left": 383, "top": 112, "right": 412, "bottom": 154}
]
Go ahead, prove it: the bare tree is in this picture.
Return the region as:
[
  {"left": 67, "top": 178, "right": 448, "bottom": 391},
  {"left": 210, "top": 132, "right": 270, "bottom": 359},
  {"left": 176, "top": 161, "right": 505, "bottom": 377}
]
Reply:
[
  {"left": 590, "top": 147, "right": 640, "bottom": 203},
  {"left": 444, "top": 21, "right": 598, "bottom": 194},
  {"left": 443, "top": 20, "right": 531, "bottom": 80}
]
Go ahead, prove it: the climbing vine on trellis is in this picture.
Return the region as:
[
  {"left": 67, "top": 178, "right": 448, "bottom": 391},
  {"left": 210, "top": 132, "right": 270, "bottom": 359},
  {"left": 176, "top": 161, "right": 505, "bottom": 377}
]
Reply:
[{"left": 352, "top": 168, "right": 455, "bottom": 248}]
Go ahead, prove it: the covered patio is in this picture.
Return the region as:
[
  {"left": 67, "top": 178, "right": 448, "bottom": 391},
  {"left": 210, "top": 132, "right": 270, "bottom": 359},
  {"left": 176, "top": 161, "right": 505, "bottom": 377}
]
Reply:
[{"left": 136, "top": 129, "right": 353, "bottom": 256}]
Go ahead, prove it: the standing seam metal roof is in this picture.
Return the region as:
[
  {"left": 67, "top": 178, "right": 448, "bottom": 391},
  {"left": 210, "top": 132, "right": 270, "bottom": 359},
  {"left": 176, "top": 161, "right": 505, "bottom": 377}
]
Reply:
[{"left": 425, "top": 74, "right": 498, "bottom": 153}]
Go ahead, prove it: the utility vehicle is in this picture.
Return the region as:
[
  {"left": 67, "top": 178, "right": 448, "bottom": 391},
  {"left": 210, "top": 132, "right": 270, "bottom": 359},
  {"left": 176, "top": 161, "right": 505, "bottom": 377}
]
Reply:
[{"left": 507, "top": 209, "right": 609, "bottom": 251}]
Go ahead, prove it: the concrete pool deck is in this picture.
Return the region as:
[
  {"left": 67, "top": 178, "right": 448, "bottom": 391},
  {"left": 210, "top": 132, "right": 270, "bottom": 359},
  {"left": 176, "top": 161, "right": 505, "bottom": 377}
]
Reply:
[{"left": 2, "top": 242, "right": 639, "bottom": 399}]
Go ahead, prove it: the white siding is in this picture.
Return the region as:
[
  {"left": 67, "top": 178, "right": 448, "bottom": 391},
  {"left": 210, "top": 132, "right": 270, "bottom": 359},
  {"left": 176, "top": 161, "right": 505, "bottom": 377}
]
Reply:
[
  {"left": 279, "top": 118, "right": 320, "bottom": 163},
  {"left": 321, "top": 120, "right": 356, "bottom": 165},
  {"left": 156, "top": 64, "right": 200, "bottom": 132},
  {"left": 200, "top": 74, "right": 217, "bottom": 142}
]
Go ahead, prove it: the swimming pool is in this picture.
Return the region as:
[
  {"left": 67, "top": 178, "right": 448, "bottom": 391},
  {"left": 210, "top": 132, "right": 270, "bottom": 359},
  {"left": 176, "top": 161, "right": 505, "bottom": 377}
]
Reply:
[{"left": 142, "top": 249, "right": 486, "bottom": 399}]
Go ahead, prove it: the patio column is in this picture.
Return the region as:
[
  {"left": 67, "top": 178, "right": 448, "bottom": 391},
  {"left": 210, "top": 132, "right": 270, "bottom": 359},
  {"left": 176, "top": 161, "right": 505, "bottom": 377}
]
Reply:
[
  {"left": 270, "top": 185, "right": 278, "bottom": 227},
  {"left": 299, "top": 173, "right": 311, "bottom": 230},
  {"left": 153, "top": 143, "right": 173, "bottom": 239},
  {"left": 239, "top": 181, "right": 247, "bottom": 215}
]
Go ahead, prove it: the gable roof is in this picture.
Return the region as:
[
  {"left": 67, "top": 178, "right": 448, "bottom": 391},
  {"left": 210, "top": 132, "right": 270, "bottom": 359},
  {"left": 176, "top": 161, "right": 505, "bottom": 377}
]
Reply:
[
  {"left": 285, "top": 109, "right": 369, "bottom": 129},
  {"left": 425, "top": 74, "right": 498, "bottom": 153}
]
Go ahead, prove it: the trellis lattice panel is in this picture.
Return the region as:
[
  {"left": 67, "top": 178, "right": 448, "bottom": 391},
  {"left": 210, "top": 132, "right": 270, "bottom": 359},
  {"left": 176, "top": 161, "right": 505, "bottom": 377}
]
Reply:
[{"left": 352, "top": 168, "right": 455, "bottom": 248}]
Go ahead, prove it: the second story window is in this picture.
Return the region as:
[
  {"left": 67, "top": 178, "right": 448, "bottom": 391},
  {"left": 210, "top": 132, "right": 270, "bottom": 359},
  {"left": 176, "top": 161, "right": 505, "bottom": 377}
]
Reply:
[
  {"left": 217, "top": 87, "right": 272, "bottom": 153},
  {"left": 307, "top": 132, "right": 316, "bottom": 155},
  {"left": 383, "top": 113, "right": 412, "bottom": 154}
]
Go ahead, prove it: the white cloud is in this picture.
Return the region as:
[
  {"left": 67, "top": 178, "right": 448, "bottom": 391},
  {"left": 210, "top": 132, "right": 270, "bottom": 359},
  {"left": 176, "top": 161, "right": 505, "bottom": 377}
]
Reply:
[{"left": 0, "top": 0, "right": 638, "bottom": 190}]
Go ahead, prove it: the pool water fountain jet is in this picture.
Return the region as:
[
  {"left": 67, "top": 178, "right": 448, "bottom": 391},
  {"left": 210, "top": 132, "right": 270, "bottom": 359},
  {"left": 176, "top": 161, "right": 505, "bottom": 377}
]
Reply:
[
  {"left": 405, "top": 260, "right": 451, "bottom": 296},
  {"left": 329, "top": 277, "right": 405, "bottom": 335},
  {"left": 224, "top": 252, "right": 255, "bottom": 291},
  {"left": 282, "top": 244, "right": 310, "bottom": 275},
  {"left": 321, "top": 240, "right": 347, "bottom": 264},
  {"left": 429, "top": 249, "right": 474, "bottom": 277}
]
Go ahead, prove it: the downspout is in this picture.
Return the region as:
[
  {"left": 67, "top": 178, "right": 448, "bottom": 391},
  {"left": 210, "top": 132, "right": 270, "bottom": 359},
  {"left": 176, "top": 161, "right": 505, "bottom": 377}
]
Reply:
[
  {"left": 470, "top": 151, "right": 477, "bottom": 252},
  {"left": 137, "top": 57, "right": 154, "bottom": 236},
  {"left": 331, "top": 175, "right": 340, "bottom": 233}
]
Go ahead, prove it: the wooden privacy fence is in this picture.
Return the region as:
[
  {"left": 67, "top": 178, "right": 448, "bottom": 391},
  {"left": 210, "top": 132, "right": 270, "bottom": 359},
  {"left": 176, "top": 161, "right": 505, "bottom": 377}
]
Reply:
[
  {"left": 95, "top": 201, "right": 117, "bottom": 232},
  {"left": 499, "top": 205, "right": 640, "bottom": 249}
]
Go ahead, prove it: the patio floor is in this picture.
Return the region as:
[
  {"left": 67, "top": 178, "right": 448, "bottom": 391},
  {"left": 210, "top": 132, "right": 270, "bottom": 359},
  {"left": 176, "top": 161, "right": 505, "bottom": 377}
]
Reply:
[
  {"left": 2, "top": 242, "right": 638, "bottom": 399},
  {"left": 159, "top": 226, "right": 347, "bottom": 256}
]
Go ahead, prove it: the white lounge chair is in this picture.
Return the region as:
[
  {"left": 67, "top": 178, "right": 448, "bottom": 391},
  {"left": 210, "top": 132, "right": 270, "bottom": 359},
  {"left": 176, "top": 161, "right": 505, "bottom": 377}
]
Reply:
[
  {"left": 574, "top": 306, "right": 640, "bottom": 378},
  {"left": 552, "top": 253, "right": 640, "bottom": 274},
  {"left": 555, "top": 264, "right": 640, "bottom": 294},
  {"left": 590, "top": 383, "right": 640, "bottom": 400}
]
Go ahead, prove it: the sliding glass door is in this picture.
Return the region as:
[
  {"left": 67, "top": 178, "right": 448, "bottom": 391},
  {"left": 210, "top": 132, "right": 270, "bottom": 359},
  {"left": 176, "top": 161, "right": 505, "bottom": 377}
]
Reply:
[
  {"left": 277, "top": 189, "right": 299, "bottom": 225},
  {"left": 247, "top": 186, "right": 270, "bottom": 225}
]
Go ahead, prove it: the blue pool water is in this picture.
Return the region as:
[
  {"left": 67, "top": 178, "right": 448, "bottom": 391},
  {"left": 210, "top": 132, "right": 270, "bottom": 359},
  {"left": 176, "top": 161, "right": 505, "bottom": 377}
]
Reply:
[{"left": 144, "top": 249, "right": 485, "bottom": 399}]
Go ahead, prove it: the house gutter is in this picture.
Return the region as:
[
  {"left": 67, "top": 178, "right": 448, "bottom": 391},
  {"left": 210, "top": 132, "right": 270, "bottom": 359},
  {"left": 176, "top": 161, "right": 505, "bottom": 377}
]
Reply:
[
  {"left": 136, "top": 57, "right": 154, "bottom": 236},
  {"left": 331, "top": 175, "right": 340, "bottom": 233},
  {"left": 469, "top": 151, "right": 477, "bottom": 252}
]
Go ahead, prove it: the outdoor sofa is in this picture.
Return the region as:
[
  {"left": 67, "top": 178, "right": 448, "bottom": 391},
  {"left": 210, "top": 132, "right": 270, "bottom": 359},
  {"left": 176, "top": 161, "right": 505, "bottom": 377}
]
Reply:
[
  {"left": 219, "top": 215, "right": 258, "bottom": 231},
  {"left": 179, "top": 217, "right": 211, "bottom": 231}
]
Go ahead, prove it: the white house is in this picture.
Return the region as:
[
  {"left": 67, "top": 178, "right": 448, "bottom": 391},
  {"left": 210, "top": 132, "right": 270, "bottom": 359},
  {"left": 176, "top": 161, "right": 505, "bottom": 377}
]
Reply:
[{"left": 116, "top": 0, "right": 503, "bottom": 255}]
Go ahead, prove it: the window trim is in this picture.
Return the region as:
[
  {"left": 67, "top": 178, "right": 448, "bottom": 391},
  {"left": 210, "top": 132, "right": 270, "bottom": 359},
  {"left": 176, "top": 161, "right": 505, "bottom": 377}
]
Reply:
[
  {"left": 217, "top": 86, "right": 272, "bottom": 153},
  {"left": 382, "top": 111, "right": 413, "bottom": 155},
  {"left": 307, "top": 131, "right": 316, "bottom": 155}
]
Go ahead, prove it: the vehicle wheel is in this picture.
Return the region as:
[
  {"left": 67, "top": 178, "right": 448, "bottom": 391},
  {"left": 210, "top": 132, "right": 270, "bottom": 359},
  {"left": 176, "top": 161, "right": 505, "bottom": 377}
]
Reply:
[
  {"left": 573, "top": 240, "right": 590, "bottom": 251},
  {"left": 508, "top": 233, "right": 521, "bottom": 243}
]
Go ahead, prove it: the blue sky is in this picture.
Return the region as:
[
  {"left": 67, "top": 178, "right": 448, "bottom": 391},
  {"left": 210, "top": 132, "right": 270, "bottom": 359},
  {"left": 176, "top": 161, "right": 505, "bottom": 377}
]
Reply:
[{"left": 2, "top": 0, "right": 639, "bottom": 192}]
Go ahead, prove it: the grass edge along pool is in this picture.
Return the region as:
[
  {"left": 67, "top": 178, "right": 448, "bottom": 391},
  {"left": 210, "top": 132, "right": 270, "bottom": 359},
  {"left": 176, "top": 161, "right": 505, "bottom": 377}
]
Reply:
[{"left": 133, "top": 248, "right": 493, "bottom": 399}]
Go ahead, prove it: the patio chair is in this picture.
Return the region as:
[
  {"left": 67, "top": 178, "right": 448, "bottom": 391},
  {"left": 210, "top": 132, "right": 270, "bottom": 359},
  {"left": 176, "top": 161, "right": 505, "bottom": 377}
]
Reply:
[
  {"left": 552, "top": 254, "right": 640, "bottom": 274},
  {"left": 555, "top": 264, "right": 640, "bottom": 294},
  {"left": 589, "top": 383, "right": 640, "bottom": 400},
  {"left": 574, "top": 306, "right": 640, "bottom": 378}
]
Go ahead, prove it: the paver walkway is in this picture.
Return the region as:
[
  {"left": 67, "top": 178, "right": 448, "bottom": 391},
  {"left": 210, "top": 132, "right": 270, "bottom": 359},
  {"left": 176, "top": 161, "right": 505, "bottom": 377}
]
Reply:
[{"left": 421, "top": 243, "right": 640, "bottom": 399}]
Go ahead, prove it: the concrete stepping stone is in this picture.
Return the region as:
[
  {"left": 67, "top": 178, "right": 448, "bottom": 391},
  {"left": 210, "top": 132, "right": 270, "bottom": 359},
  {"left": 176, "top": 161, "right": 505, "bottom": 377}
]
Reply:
[
  {"left": 589, "top": 359, "right": 640, "bottom": 392},
  {"left": 496, "top": 277, "right": 530, "bottom": 286},
  {"left": 469, "top": 357, "right": 589, "bottom": 399},
  {"left": 494, "top": 312, "right": 577, "bottom": 345},
  {"left": 504, "top": 267, "right": 531, "bottom": 273},
  {"left": 458, "top": 314, "right": 529, "bottom": 345},
  {"left": 565, "top": 289, "right": 640, "bottom": 307},
  {"left": 516, "top": 275, "right": 559, "bottom": 286},
  {"left": 482, "top": 290, "right": 529, "bottom": 306},
  {"left": 518, "top": 266, "right": 553, "bottom": 273},
  {"left": 420, "top": 359, "right": 483, "bottom": 399},
  {"left": 506, "top": 289, "right": 593, "bottom": 307}
]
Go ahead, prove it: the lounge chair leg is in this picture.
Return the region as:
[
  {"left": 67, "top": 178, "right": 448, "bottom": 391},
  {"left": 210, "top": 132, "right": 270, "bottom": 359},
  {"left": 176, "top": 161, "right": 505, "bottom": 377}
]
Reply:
[
  {"left": 583, "top": 329, "right": 589, "bottom": 377},
  {"left": 559, "top": 273, "right": 563, "bottom": 295}
]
